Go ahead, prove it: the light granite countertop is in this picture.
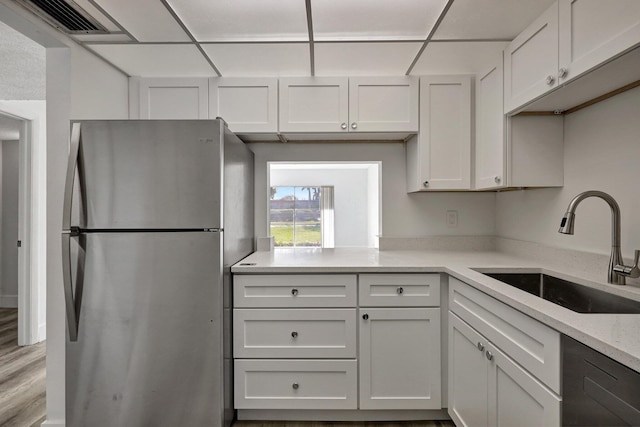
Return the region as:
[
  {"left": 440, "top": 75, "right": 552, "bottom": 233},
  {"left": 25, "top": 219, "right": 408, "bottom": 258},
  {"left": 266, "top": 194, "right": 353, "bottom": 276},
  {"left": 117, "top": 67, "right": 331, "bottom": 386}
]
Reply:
[{"left": 232, "top": 248, "right": 640, "bottom": 373}]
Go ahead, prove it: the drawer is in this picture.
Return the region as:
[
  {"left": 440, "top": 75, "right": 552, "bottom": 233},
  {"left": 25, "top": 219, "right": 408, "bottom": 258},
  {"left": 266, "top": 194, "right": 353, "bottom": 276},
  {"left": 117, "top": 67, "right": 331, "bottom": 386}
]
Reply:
[
  {"left": 235, "top": 359, "right": 357, "bottom": 409},
  {"left": 233, "top": 309, "right": 356, "bottom": 358},
  {"left": 449, "top": 277, "right": 561, "bottom": 394},
  {"left": 233, "top": 274, "right": 357, "bottom": 308},
  {"left": 359, "top": 274, "right": 440, "bottom": 307}
]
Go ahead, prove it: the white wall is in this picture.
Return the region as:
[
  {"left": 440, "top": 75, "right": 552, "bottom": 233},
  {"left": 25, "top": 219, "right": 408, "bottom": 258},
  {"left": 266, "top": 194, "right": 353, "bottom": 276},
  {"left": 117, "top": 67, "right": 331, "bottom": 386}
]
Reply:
[
  {"left": 1, "top": 139, "right": 18, "bottom": 307},
  {"left": 251, "top": 143, "right": 496, "bottom": 240},
  {"left": 496, "top": 85, "right": 640, "bottom": 261},
  {"left": 270, "top": 167, "right": 374, "bottom": 247}
]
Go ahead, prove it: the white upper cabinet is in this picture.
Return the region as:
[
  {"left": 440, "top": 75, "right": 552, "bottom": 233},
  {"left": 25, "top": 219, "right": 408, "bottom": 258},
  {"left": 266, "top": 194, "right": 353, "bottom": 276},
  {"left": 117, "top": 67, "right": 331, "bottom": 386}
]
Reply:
[
  {"left": 133, "top": 78, "right": 209, "bottom": 119},
  {"left": 279, "top": 77, "right": 349, "bottom": 133},
  {"left": 348, "top": 77, "right": 419, "bottom": 132},
  {"left": 407, "top": 75, "right": 471, "bottom": 192},
  {"left": 558, "top": 0, "right": 640, "bottom": 83},
  {"left": 505, "top": 0, "right": 640, "bottom": 113},
  {"left": 209, "top": 78, "right": 278, "bottom": 133},
  {"left": 279, "top": 76, "right": 418, "bottom": 133},
  {"left": 504, "top": 2, "right": 559, "bottom": 114},
  {"left": 475, "top": 58, "right": 564, "bottom": 190},
  {"left": 475, "top": 58, "right": 506, "bottom": 190}
]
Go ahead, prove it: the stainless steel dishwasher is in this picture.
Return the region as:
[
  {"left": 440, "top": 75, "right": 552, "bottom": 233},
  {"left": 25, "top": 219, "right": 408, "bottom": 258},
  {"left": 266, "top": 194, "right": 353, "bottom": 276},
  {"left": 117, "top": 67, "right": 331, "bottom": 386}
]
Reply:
[{"left": 563, "top": 335, "right": 640, "bottom": 426}]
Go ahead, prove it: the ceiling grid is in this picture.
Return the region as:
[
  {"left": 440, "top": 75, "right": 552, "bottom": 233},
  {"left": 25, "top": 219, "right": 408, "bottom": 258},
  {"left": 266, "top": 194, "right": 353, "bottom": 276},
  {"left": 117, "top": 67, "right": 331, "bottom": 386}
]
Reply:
[{"left": 14, "top": 0, "right": 557, "bottom": 77}]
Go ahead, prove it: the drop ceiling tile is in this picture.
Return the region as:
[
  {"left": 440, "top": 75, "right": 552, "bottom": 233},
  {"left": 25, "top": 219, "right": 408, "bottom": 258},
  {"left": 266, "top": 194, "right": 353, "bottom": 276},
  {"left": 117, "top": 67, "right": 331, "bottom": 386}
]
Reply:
[
  {"left": 88, "top": 44, "right": 215, "bottom": 77},
  {"left": 410, "top": 41, "right": 509, "bottom": 75},
  {"left": 93, "top": 0, "right": 190, "bottom": 41},
  {"left": 166, "top": 0, "right": 308, "bottom": 42},
  {"left": 315, "top": 43, "right": 421, "bottom": 76},
  {"left": 313, "top": 0, "right": 448, "bottom": 41},
  {"left": 434, "top": 0, "right": 556, "bottom": 40},
  {"left": 201, "top": 44, "right": 309, "bottom": 77}
]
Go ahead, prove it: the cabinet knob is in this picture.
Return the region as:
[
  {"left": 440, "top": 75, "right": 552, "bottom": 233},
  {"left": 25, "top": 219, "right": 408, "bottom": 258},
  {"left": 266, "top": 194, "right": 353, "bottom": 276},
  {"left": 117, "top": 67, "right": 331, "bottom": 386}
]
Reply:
[
  {"left": 477, "top": 342, "right": 485, "bottom": 352},
  {"left": 291, "top": 331, "right": 298, "bottom": 338},
  {"left": 396, "top": 287, "right": 404, "bottom": 295},
  {"left": 292, "top": 382, "right": 299, "bottom": 390},
  {"left": 486, "top": 351, "right": 494, "bottom": 361},
  {"left": 362, "top": 313, "right": 369, "bottom": 320},
  {"left": 341, "top": 122, "right": 347, "bottom": 130},
  {"left": 545, "top": 75, "right": 555, "bottom": 85},
  {"left": 351, "top": 122, "right": 357, "bottom": 130},
  {"left": 291, "top": 288, "right": 299, "bottom": 296},
  {"left": 494, "top": 176, "right": 501, "bottom": 184},
  {"left": 423, "top": 181, "right": 429, "bottom": 188},
  {"left": 558, "top": 67, "right": 568, "bottom": 79}
]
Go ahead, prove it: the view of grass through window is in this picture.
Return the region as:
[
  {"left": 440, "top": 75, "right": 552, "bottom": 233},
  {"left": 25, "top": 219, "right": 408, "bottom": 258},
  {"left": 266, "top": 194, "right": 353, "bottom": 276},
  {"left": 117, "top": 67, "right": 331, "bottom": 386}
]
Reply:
[{"left": 270, "top": 186, "right": 321, "bottom": 247}]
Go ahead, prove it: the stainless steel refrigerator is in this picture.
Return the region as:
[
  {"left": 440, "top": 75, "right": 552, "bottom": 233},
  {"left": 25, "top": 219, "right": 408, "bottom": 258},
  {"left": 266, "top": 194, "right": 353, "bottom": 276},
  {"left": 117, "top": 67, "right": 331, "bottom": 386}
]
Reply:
[{"left": 61, "top": 119, "right": 254, "bottom": 427}]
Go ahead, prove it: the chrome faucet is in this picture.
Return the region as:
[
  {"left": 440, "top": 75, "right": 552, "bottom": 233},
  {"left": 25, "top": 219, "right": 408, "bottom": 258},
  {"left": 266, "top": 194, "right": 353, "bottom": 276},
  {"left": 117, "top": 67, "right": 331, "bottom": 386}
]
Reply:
[{"left": 559, "top": 190, "right": 639, "bottom": 285}]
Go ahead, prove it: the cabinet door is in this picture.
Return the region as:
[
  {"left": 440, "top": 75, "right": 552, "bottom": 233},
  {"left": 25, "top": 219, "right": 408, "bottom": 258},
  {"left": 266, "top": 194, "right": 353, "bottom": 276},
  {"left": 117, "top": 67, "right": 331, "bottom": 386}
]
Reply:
[
  {"left": 279, "top": 77, "right": 349, "bottom": 133},
  {"left": 209, "top": 78, "right": 278, "bottom": 133},
  {"left": 359, "top": 308, "right": 441, "bottom": 410},
  {"left": 487, "top": 343, "right": 561, "bottom": 427},
  {"left": 475, "top": 58, "right": 506, "bottom": 190},
  {"left": 137, "top": 78, "right": 209, "bottom": 119},
  {"left": 417, "top": 75, "right": 471, "bottom": 190},
  {"left": 559, "top": 0, "right": 640, "bottom": 83},
  {"left": 504, "top": 2, "right": 559, "bottom": 113},
  {"left": 348, "top": 77, "right": 418, "bottom": 132},
  {"left": 448, "top": 312, "right": 489, "bottom": 427}
]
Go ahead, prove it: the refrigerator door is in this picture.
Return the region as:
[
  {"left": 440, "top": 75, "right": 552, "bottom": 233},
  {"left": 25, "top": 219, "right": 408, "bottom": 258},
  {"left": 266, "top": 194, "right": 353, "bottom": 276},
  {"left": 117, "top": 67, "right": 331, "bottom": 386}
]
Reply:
[
  {"left": 71, "top": 120, "right": 223, "bottom": 230},
  {"left": 66, "top": 231, "right": 225, "bottom": 427}
]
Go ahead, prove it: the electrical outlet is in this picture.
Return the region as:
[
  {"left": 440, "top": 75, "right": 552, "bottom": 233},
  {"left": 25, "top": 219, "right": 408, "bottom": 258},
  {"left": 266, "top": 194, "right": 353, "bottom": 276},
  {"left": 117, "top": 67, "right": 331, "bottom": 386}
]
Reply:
[{"left": 446, "top": 210, "right": 458, "bottom": 228}]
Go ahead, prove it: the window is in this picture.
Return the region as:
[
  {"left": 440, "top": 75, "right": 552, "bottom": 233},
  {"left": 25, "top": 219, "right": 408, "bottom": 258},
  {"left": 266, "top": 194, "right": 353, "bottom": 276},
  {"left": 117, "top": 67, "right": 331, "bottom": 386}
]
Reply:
[
  {"left": 270, "top": 186, "right": 334, "bottom": 247},
  {"left": 268, "top": 162, "right": 380, "bottom": 248}
]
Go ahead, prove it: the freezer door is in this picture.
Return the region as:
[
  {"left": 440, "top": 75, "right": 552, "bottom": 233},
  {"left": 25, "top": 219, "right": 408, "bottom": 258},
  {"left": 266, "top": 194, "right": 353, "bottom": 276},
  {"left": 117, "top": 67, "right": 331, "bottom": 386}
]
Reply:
[
  {"left": 72, "top": 120, "right": 223, "bottom": 229},
  {"left": 66, "top": 232, "right": 225, "bottom": 427}
]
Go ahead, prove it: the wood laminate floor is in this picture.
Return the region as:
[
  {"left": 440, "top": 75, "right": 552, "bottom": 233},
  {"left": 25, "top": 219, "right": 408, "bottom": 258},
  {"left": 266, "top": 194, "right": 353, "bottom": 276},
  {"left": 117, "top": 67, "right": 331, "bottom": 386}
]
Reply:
[
  {"left": 234, "top": 421, "right": 455, "bottom": 426},
  {"left": 0, "top": 308, "right": 46, "bottom": 427}
]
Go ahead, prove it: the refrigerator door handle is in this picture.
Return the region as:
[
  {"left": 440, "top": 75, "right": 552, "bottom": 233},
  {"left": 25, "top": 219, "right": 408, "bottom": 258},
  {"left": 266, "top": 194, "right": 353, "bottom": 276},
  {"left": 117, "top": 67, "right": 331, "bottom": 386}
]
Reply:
[
  {"left": 62, "top": 232, "right": 79, "bottom": 341},
  {"left": 63, "top": 123, "right": 82, "bottom": 231}
]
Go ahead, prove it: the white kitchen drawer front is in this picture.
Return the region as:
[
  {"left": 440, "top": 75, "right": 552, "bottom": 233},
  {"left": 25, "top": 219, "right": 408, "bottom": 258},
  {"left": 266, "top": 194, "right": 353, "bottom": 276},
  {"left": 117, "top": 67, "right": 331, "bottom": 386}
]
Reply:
[
  {"left": 449, "top": 277, "right": 561, "bottom": 393},
  {"left": 234, "top": 274, "right": 357, "bottom": 308},
  {"left": 359, "top": 274, "right": 440, "bottom": 307},
  {"left": 235, "top": 359, "right": 357, "bottom": 409},
  {"left": 234, "top": 309, "right": 356, "bottom": 358}
]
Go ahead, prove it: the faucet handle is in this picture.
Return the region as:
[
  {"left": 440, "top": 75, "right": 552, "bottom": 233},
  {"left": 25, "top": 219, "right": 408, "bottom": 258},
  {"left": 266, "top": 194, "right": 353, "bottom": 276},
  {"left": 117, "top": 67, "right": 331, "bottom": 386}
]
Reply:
[{"left": 613, "top": 250, "right": 640, "bottom": 278}]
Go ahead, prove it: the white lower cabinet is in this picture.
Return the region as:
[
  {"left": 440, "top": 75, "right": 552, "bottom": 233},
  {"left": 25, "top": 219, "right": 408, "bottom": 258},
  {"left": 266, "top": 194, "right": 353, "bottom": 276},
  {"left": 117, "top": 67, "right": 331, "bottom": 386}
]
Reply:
[
  {"left": 233, "top": 273, "right": 443, "bottom": 415},
  {"left": 449, "top": 312, "right": 561, "bottom": 427},
  {"left": 235, "top": 359, "right": 357, "bottom": 410},
  {"left": 359, "top": 308, "right": 441, "bottom": 410}
]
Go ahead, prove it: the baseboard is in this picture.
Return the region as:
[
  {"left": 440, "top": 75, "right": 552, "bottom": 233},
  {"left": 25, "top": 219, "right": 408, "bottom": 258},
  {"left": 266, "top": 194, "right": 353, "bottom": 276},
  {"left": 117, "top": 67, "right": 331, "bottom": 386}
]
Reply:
[
  {"left": 38, "top": 322, "right": 46, "bottom": 342},
  {"left": 41, "top": 420, "right": 65, "bottom": 427},
  {"left": 0, "top": 295, "right": 18, "bottom": 308},
  {"left": 237, "top": 409, "right": 450, "bottom": 421}
]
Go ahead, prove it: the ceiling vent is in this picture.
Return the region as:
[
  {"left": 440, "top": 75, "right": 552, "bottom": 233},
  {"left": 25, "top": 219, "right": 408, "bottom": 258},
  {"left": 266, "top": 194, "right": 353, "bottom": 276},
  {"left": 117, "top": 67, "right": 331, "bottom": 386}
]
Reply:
[{"left": 18, "top": 0, "right": 108, "bottom": 34}]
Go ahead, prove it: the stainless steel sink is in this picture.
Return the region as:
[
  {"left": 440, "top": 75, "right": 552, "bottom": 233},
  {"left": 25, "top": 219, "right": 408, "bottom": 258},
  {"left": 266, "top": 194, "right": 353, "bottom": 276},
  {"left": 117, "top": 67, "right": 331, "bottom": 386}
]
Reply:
[{"left": 482, "top": 273, "right": 640, "bottom": 314}]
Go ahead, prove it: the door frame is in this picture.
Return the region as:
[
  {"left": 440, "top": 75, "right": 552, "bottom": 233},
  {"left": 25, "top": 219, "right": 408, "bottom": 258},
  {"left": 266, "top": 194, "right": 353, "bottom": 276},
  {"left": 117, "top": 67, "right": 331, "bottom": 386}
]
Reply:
[{"left": 0, "top": 103, "right": 44, "bottom": 345}]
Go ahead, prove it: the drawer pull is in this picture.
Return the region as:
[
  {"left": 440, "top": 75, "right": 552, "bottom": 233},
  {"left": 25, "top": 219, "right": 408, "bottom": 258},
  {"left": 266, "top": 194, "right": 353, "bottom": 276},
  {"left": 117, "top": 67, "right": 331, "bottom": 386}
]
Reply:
[
  {"left": 486, "top": 351, "right": 494, "bottom": 361},
  {"left": 292, "top": 382, "right": 299, "bottom": 390},
  {"left": 291, "top": 331, "right": 298, "bottom": 338},
  {"left": 362, "top": 313, "right": 369, "bottom": 320},
  {"left": 477, "top": 342, "right": 485, "bottom": 352},
  {"left": 291, "top": 288, "right": 299, "bottom": 296},
  {"left": 397, "top": 287, "right": 404, "bottom": 295}
]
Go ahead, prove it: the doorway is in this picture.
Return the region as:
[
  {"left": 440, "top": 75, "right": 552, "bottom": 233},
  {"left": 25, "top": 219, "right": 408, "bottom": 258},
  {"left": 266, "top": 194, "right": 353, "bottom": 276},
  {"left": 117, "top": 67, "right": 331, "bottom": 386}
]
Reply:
[{"left": 0, "top": 109, "right": 42, "bottom": 346}]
